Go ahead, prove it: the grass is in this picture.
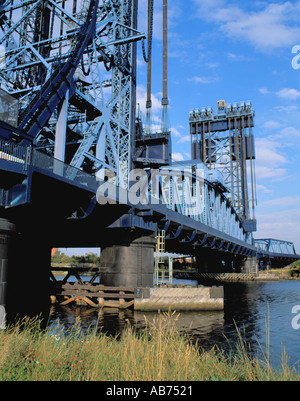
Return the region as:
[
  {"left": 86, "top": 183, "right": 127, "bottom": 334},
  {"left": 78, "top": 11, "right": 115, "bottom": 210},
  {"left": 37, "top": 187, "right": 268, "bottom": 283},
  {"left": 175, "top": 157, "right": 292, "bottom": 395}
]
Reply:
[{"left": 0, "top": 312, "right": 299, "bottom": 381}]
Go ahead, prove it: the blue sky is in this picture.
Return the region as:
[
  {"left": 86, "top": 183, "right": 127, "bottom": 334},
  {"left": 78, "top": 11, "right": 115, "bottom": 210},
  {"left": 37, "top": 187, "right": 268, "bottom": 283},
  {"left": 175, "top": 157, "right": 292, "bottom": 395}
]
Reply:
[{"left": 134, "top": 0, "right": 300, "bottom": 254}]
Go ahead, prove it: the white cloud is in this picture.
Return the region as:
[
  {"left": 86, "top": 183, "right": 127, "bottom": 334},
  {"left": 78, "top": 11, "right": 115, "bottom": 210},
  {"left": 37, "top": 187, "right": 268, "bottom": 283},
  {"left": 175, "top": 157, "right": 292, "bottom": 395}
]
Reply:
[
  {"left": 138, "top": 0, "right": 182, "bottom": 41},
  {"left": 193, "top": 1, "right": 300, "bottom": 52},
  {"left": 206, "top": 61, "right": 220, "bottom": 69},
  {"left": 255, "top": 138, "right": 289, "bottom": 180},
  {"left": 256, "top": 184, "right": 272, "bottom": 194},
  {"left": 227, "top": 52, "right": 251, "bottom": 62},
  {"left": 170, "top": 127, "right": 182, "bottom": 138},
  {"left": 187, "top": 76, "right": 219, "bottom": 84},
  {"left": 274, "top": 105, "right": 298, "bottom": 113},
  {"left": 276, "top": 88, "right": 300, "bottom": 100},
  {"left": 262, "top": 197, "right": 300, "bottom": 207},
  {"left": 262, "top": 120, "right": 282, "bottom": 130},
  {"left": 172, "top": 152, "right": 185, "bottom": 162},
  {"left": 255, "top": 166, "right": 287, "bottom": 180},
  {"left": 136, "top": 85, "right": 162, "bottom": 116},
  {"left": 255, "top": 208, "right": 300, "bottom": 252},
  {"left": 177, "top": 135, "right": 190, "bottom": 144},
  {"left": 256, "top": 139, "right": 288, "bottom": 167},
  {"left": 259, "top": 87, "right": 271, "bottom": 95},
  {"left": 281, "top": 126, "right": 300, "bottom": 138}
]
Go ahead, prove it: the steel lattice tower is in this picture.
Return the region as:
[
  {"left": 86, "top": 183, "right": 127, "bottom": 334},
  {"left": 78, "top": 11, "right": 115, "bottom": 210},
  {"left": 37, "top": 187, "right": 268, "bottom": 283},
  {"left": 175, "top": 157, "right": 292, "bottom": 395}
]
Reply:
[
  {"left": 0, "top": 0, "right": 145, "bottom": 189},
  {"left": 189, "top": 100, "right": 257, "bottom": 233}
]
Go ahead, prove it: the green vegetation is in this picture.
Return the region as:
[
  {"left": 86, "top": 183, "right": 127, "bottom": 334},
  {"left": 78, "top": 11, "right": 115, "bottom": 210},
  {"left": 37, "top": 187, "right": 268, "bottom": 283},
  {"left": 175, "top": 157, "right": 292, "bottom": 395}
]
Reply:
[
  {"left": 0, "top": 313, "right": 299, "bottom": 381},
  {"left": 263, "top": 261, "right": 300, "bottom": 279},
  {"left": 291, "top": 261, "right": 300, "bottom": 278},
  {"left": 51, "top": 250, "right": 100, "bottom": 265}
]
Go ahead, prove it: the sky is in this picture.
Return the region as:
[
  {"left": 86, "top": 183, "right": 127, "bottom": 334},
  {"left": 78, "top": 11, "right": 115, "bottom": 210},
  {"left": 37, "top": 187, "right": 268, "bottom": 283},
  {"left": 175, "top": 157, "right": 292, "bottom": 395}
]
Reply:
[{"left": 64, "top": 0, "right": 300, "bottom": 255}]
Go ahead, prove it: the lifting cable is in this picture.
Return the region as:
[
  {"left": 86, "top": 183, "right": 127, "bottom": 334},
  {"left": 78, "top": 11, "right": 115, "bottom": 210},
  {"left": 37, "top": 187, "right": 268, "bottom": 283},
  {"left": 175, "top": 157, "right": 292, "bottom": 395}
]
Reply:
[{"left": 142, "top": 0, "right": 154, "bottom": 63}]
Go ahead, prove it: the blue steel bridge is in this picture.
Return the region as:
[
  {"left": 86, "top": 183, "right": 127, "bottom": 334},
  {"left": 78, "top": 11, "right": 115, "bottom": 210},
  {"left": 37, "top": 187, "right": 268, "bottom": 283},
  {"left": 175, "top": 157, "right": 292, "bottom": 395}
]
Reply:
[{"left": 0, "top": 0, "right": 298, "bottom": 318}]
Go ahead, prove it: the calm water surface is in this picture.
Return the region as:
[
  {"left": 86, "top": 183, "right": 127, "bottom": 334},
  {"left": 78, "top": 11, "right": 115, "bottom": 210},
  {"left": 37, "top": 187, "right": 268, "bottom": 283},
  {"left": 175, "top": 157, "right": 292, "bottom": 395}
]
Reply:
[{"left": 48, "top": 279, "right": 300, "bottom": 370}]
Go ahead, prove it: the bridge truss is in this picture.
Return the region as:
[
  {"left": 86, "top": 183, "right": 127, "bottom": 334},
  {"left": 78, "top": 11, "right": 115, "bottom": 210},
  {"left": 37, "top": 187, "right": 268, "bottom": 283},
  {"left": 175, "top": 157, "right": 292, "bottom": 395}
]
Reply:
[{"left": 0, "top": 0, "right": 144, "bottom": 189}]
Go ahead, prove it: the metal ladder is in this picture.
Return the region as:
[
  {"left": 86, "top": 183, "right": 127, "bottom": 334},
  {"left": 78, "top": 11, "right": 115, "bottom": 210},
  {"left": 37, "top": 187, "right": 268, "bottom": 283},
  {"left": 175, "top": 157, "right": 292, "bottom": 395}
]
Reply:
[{"left": 154, "top": 229, "right": 173, "bottom": 285}]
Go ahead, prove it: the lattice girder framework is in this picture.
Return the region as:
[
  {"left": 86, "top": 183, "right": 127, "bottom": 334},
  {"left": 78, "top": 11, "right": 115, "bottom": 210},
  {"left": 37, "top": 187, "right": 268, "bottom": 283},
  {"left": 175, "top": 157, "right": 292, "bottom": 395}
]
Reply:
[
  {"left": 0, "top": 0, "right": 145, "bottom": 189},
  {"left": 255, "top": 239, "right": 297, "bottom": 256},
  {"left": 149, "top": 162, "right": 251, "bottom": 244},
  {"left": 189, "top": 101, "right": 256, "bottom": 223}
]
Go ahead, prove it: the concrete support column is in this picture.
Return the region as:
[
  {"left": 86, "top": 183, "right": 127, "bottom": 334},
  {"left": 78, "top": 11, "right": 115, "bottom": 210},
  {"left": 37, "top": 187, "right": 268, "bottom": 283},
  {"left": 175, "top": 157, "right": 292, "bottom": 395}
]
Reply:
[
  {"left": 0, "top": 219, "right": 15, "bottom": 329},
  {"left": 100, "top": 235, "right": 156, "bottom": 288},
  {"left": 241, "top": 256, "right": 258, "bottom": 274}
]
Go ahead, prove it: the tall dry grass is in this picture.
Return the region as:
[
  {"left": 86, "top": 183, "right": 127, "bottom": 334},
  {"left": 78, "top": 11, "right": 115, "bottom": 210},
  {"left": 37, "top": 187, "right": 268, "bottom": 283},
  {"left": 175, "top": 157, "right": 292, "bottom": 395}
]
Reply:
[{"left": 0, "top": 312, "right": 299, "bottom": 381}]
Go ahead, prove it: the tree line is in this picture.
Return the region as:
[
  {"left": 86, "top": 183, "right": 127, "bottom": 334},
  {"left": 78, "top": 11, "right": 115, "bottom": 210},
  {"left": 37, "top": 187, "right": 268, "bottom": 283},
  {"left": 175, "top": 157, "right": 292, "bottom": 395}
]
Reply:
[{"left": 51, "top": 249, "right": 100, "bottom": 265}]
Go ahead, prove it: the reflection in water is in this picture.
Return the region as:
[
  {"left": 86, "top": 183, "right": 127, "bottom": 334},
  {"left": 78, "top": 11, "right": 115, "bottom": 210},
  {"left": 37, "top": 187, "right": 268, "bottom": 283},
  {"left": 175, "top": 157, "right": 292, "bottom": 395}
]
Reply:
[
  {"left": 48, "top": 280, "right": 300, "bottom": 370},
  {"left": 134, "top": 310, "right": 225, "bottom": 340}
]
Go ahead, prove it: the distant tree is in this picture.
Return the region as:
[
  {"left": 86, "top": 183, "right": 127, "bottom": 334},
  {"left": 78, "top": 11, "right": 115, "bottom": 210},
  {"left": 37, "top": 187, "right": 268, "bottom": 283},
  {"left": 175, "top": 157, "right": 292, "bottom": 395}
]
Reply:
[
  {"left": 70, "top": 253, "right": 100, "bottom": 265},
  {"left": 51, "top": 250, "right": 72, "bottom": 264}
]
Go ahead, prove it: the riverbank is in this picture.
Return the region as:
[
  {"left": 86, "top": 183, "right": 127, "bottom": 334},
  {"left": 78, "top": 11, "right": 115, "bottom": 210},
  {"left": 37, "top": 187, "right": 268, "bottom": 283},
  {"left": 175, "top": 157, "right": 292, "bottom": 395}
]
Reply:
[
  {"left": 256, "top": 267, "right": 300, "bottom": 281},
  {"left": 0, "top": 314, "right": 299, "bottom": 381}
]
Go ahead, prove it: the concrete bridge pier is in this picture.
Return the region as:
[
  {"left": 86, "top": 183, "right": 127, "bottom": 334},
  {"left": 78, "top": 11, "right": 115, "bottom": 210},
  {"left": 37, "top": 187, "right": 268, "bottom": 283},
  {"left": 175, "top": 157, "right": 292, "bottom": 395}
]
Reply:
[
  {"left": 0, "top": 218, "right": 51, "bottom": 327},
  {"left": 100, "top": 234, "right": 156, "bottom": 288},
  {"left": 241, "top": 256, "right": 258, "bottom": 274}
]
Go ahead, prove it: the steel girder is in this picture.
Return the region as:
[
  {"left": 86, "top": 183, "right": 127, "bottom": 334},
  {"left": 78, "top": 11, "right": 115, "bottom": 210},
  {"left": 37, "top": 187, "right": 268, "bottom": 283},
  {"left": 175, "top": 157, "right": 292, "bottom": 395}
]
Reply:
[{"left": 0, "top": 0, "right": 144, "bottom": 189}]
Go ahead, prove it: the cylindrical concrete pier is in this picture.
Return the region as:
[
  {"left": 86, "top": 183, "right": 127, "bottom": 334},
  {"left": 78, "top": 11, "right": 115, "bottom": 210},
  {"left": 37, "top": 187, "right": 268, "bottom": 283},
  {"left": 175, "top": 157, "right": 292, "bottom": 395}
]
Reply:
[
  {"left": 0, "top": 218, "right": 15, "bottom": 329},
  {"left": 6, "top": 229, "right": 51, "bottom": 323},
  {"left": 100, "top": 236, "right": 156, "bottom": 288}
]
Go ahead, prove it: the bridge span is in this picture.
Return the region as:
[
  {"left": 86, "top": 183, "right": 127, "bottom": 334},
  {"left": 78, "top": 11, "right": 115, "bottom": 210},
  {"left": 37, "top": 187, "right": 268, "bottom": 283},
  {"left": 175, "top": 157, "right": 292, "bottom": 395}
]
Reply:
[{"left": 0, "top": 0, "right": 298, "bottom": 324}]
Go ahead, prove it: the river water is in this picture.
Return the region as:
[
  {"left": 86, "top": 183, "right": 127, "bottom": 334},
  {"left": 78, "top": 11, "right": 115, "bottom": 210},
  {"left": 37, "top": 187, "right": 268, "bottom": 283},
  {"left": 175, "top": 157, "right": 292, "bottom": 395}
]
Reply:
[{"left": 47, "top": 279, "right": 300, "bottom": 371}]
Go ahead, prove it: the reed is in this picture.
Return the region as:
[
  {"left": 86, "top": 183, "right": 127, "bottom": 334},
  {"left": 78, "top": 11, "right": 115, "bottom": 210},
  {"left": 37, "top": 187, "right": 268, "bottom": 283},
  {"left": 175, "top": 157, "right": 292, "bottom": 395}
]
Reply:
[{"left": 0, "top": 313, "right": 299, "bottom": 381}]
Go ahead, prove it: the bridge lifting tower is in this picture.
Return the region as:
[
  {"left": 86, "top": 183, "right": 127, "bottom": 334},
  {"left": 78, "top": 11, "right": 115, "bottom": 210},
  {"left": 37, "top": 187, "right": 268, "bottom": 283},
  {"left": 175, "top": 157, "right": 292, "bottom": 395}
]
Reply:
[
  {"left": 0, "top": 0, "right": 146, "bottom": 189},
  {"left": 189, "top": 100, "right": 257, "bottom": 232}
]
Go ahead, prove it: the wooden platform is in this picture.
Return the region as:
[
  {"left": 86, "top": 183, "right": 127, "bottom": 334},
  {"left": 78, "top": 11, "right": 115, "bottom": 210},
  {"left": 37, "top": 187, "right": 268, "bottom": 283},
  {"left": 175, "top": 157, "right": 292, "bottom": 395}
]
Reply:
[
  {"left": 50, "top": 282, "right": 135, "bottom": 309},
  {"left": 50, "top": 266, "right": 134, "bottom": 309}
]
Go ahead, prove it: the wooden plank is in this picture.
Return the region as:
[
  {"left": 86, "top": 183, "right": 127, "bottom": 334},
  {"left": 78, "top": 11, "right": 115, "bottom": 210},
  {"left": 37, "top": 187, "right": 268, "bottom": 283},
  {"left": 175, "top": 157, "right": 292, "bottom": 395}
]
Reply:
[
  {"left": 54, "top": 290, "right": 135, "bottom": 299},
  {"left": 60, "top": 297, "right": 76, "bottom": 306},
  {"left": 81, "top": 297, "right": 99, "bottom": 308},
  {"left": 120, "top": 300, "right": 134, "bottom": 309},
  {"left": 54, "top": 284, "right": 135, "bottom": 293}
]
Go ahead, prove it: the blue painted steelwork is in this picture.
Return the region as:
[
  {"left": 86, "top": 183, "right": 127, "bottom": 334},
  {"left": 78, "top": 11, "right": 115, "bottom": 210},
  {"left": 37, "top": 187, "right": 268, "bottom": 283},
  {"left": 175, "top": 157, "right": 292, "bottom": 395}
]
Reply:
[
  {"left": 255, "top": 239, "right": 297, "bottom": 258},
  {"left": 0, "top": 1, "right": 298, "bottom": 266},
  {"left": 17, "top": 0, "right": 99, "bottom": 144}
]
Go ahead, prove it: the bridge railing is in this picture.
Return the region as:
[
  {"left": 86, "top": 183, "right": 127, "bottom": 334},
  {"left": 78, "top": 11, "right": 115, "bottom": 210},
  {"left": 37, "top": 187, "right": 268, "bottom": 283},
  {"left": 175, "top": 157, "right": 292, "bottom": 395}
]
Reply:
[
  {"left": 0, "top": 140, "right": 27, "bottom": 164},
  {"left": 31, "top": 149, "right": 98, "bottom": 192}
]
